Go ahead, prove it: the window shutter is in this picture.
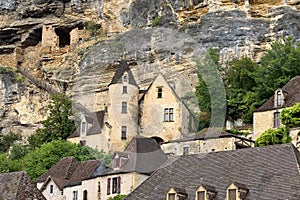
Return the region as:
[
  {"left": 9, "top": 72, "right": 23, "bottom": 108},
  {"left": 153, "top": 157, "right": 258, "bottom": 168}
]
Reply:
[
  {"left": 117, "top": 176, "right": 121, "bottom": 194},
  {"left": 107, "top": 178, "right": 111, "bottom": 195}
]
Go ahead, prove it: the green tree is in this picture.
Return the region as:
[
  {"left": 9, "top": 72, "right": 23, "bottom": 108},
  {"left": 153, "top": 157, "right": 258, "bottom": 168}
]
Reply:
[
  {"left": 281, "top": 103, "right": 300, "bottom": 128},
  {"left": 108, "top": 194, "right": 127, "bottom": 200},
  {"left": 0, "top": 132, "right": 22, "bottom": 153},
  {"left": 22, "top": 140, "right": 111, "bottom": 181},
  {"left": 29, "top": 94, "right": 76, "bottom": 148},
  {"left": 256, "top": 36, "right": 300, "bottom": 104},
  {"left": 255, "top": 127, "right": 291, "bottom": 147},
  {"left": 225, "top": 57, "right": 259, "bottom": 123}
]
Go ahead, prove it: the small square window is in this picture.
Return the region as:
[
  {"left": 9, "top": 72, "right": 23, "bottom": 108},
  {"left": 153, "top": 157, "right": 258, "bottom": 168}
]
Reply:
[
  {"left": 123, "top": 75, "right": 128, "bottom": 82},
  {"left": 183, "top": 147, "right": 189, "bottom": 156}
]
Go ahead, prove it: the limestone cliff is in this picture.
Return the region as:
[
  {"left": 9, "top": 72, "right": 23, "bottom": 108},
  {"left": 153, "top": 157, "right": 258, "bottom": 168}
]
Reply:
[{"left": 0, "top": 0, "right": 299, "bottom": 137}]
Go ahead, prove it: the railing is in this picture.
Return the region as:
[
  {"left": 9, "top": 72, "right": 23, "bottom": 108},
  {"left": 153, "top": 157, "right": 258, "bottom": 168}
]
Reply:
[{"left": 17, "top": 64, "right": 59, "bottom": 95}]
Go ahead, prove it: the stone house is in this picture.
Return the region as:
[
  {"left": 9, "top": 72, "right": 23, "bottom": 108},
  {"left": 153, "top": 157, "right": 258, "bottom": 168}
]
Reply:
[
  {"left": 0, "top": 171, "right": 46, "bottom": 200},
  {"left": 253, "top": 76, "right": 300, "bottom": 144},
  {"left": 36, "top": 157, "right": 104, "bottom": 200},
  {"left": 126, "top": 143, "right": 300, "bottom": 200},
  {"left": 37, "top": 136, "right": 168, "bottom": 200},
  {"left": 161, "top": 129, "right": 254, "bottom": 156},
  {"left": 68, "top": 60, "right": 197, "bottom": 153}
]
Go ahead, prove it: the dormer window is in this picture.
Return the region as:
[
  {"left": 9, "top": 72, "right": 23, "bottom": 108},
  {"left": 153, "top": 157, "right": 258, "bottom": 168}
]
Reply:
[
  {"left": 226, "top": 182, "right": 248, "bottom": 200},
  {"left": 81, "top": 121, "right": 87, "bottom": 136},
  {"left": 167, "top": 187, "right": 188, "bottom": 200},
  {"left": 123, "top": 73, "right": 128, "bottom": 83},
  {"left": 195, "top": 184, "right": 217, "bottom": 200},
  {"left": 274, "top": 89, "right": 284, "bottom": 107}
]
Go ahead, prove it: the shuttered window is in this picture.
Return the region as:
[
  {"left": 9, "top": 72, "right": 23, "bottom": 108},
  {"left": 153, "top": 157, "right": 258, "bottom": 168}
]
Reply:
[{"left": 107, "top": 178, "right": 111, "bottom": 195}]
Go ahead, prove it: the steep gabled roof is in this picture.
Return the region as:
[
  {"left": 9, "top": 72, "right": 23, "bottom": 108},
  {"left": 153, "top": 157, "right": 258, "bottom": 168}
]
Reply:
[
  {"left": 66, "top": 160, "right": 102, "bottom": 187},
  {"left": 255, "top": 76, "right": 300, "bottom": 112},
  {"left": 109, "top": 60, "right": 138, "bottom": 87},
  {"left": 103, "top": 136, "right": 168, "bottom": 175},
  {"left": 0, "top": 171, "right": 46, "bottom": 200},
  {"left": 36, "top": 157, "right": 80, "bottom": 183},
  {"left": 68, "top": 110, "right": 105, "bottom": 138},
  {"left": 126, "top": 143, "right": 300, "bottom": 200}
]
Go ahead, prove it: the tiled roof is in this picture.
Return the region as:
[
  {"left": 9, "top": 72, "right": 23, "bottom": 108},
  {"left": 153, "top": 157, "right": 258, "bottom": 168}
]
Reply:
[
  {"left": 68, "top": 110, "right": 105, "bottom": 138},
  {"left": 36, "top": 157, "right": 80, "bottom": 183},
  {"left": 109, "top": 60, "right": 138, "bottom": 87},
  {"left": 126, "top": 143, "right": 300, "bottom": 200},
  {"left": 162, "top": 128, "right": 253, "bottom": 144},
  {"left": 255, "top": 76, "right": 300, "bottom": 112},
  {"left": 66, "top": 160, "right": 102, "bottom": 186},
  {"left": 103, "top": 136, "right": 168, "bottom": 175},
  {"left": 0, "top": 171, "right": 46, "bottom": 200}
]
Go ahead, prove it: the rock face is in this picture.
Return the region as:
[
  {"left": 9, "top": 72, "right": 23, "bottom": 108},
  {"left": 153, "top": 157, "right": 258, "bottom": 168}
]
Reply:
[{"left": 0, "top": 0, "right": 300, "bottom": 137}]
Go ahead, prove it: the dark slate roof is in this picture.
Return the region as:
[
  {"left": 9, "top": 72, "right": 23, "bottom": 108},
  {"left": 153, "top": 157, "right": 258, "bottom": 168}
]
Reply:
[
  {"left": 36, "top": 157, "right": 80, "bottom": 183},
  {"left": 109, "top": 60, "right": 138, "bottom": 87},
  {"left": 102, "top": 136, "right": 168, "bottom": 175},
  {"left": 126, "top": 143, "right": 300, "bottom": 200},
  {"left": 255, "top": 76, "right": 300, "bottom": 112},
  {"left": 68, "top": 110, "right": 105, "bottom": 138},
  {"left": 162, "top": 128, "right": 254, "bottom": 144},
  {"left": 0, "top": 171, "right": 46, "bottom": 200},
  {"left": 66, "top": 160, "right": 102, "bottom": 187}
]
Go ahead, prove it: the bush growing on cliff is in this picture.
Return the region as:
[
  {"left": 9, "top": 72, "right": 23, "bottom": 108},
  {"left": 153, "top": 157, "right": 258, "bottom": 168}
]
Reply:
[{"left": 29, "top": 94, "right": 76, "bottom": 148}]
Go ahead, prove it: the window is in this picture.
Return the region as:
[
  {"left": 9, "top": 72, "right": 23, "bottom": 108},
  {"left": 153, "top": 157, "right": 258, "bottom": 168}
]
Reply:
[
  {"left": 277, "top": 91, "right": 282, "bottom": 106},
  {"left": 98, "top": 181, "right": 101, "bottom": 193},
  {"left": 112, "top": 177, "right": 121, "bottom": 194},
  {"left": 164, "top": 108, "right": 174, "bottom": 122},
  {"left": 50, "top": 185, "right": 53, "bottom": 193},
  {"left": 183, "top": 147, "right": 189, "bottom": 156},
  {"left": 123, "top": 74, "right": 128, "bottom": 82},
  {"left": 73, "top": 191, "right": 78, "bottom": 200},
  {"left": 123, "top": 86, "right": 127, "bottom": 94},
  {"left": 274, "top": 112, "right": 280, "bottom": 128},
  {"left": 113, "top": 157, "right": 120, "bottom": 169},
  {"left": 122, "top": 102, "right": 127, "bottom": 113},
  {"left": 121, "top": 126, "right": 127, "bottom": 140},
  {"left": 83, "top": 190, "right": 88, "bottom": 200},
  {"left": 197, "top": 191, "right": 205, "bottom": 200},
  {"left": 107, "top": 178, "right": 111, "bottom": 195},
  {"left": 157, "top": 87, "right": 163, "bottom": 98},
  {"left": 168, "top": 193, "right": 176, "bottom": 200},
  {"left": 81, "top": 121, "right": 87, "bottom": 135},
  {"left": 228, "top": 189, "right": 236, "bottom": 200}
]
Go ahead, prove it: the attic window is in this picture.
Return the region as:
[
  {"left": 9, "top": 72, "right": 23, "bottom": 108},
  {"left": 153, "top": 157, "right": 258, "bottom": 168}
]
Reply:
[
  {"left": 196, "top": 184, "right": 217, "bottom": 200},
  {"left": 50, "top": 185, "right": 53, "bottom": 193},
  {"left": 123, "top": 73, "right": 128, "bottom": 83},
  {"left": 274, "top": 89, "right": 284, "bottom": 107},
  {"left": 226, "top": 182, "right": 248, "bottom": 200},
  {"left": 167, "top": 187, "right": 188, "bottom": 200},
  {"left": 81, "top": 121, "right": 87, "bottom": 136}
]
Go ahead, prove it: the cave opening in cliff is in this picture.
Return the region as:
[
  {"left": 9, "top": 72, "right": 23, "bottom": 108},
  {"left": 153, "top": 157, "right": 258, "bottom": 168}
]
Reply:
[{"left": 55, "top": 27, "right": 71, "bottom": 48}]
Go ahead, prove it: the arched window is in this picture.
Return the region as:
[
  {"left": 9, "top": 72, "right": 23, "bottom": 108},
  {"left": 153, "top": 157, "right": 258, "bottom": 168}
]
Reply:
[
  {"left": 277, "top": 90, "right": 282, "bottom": 107},
  {"left": 83, "top": 190, "right": 88, "bottom": 200}
]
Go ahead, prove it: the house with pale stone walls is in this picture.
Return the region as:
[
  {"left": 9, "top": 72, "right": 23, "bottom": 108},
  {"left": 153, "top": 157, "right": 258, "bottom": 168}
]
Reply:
[
  {"left": 68, "top": 60, "right": 197, "bottom": 153},
  {"left": 253, "top": 76, "right": 300, "bottom": 147},
  {"left": 37, "top": 136, "right": 168, "bottom": 200},
  {"left": 161, "top": 129, "right": 254, "bottom": 156}
]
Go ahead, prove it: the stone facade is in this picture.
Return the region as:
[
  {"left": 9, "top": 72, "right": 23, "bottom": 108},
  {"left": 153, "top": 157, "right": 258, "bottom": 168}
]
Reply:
[
  {"left": 161, "top": 132, "right": 254, "bottom": 156},
  {"left": 38, "top": 179, "right": 65, "bottom": 200}
]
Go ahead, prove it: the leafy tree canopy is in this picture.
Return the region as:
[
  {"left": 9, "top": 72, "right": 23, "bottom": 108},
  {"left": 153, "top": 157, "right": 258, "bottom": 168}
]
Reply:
[
  {"left": 255, "top": 127, "right": 291, "bottom": 147},
  {"left": 281, "top": 103, "right": 300, "bottom": 128},
  {"left": 0, "top": 132, "right": 22, "bottom": 153},
  {"left": 28, "top": 94, "right": 76, "bottom": 148},
  {"left": 23, "top": 140, "right": 112, "bottom": 181}
]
